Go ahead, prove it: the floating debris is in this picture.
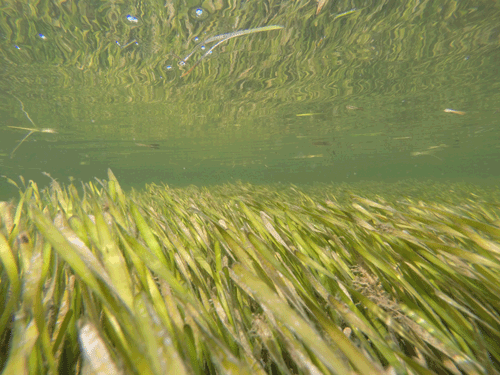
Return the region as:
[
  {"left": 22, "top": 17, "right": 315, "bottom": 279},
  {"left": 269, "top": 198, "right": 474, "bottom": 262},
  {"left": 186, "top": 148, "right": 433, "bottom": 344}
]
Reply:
[
  {"left": 293, "top": 153, "right": 323, "bottom": 159},
  {"left": 8, "top": 126, "right": 57, "bottom": 134},
  {"left": 135, "top": 143, "right": 160, "bottom": 150},
  {"left": 428, "top": 143, "right": 448, "bottom": 150},
  {"left": 8, "top": 95, "right": 57, "bottom": 158},
  {"left": 120, "top": 39, "right": 138, "bottom": 49},
  {"left": 179, "top": 25, "right": 284, "bottom": 77},
  {"left": 411, "top": 144, "right": 448, "bottom": 161},
  {"left": 311, "top": 140, "right": 331, "bottom": 146},
  {"left": 346, "top": 105, "right": 363, "bottom": 110},
  {"left": 332, "top": 8, "right": 358, "bottom": 21},
  {"left": 8, "top": 126, "right": 57, "bottom": 159},
  {"left": 444, "top": 108, "right": 466, "bottom": 115},
  {"left": 351, "top": 132, "right": 384, "bottom": 137},
  {"left": 13, "top": 94, "right": 36, "bottom": 126},
  {"left": 410, "top": 150, "right": 442, "bottom": 160},
  {"left": 316, "top": 0, "right": 330, "bottom": 15},
  {"left": 296, "top": 113, "right": 323, "bottom": 117}
]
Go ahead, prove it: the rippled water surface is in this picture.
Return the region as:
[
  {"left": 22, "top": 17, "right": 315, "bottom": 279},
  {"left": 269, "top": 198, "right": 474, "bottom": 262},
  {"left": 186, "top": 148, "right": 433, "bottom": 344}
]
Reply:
[{"left": 1, "top": 0, "right": 499, "bottom": 197}]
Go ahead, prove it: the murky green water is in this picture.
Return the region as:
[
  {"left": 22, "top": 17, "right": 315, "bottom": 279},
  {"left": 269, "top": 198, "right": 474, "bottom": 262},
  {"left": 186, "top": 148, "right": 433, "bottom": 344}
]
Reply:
[{"left": 1, "top": 0, "right": 499, "bottom": 199}]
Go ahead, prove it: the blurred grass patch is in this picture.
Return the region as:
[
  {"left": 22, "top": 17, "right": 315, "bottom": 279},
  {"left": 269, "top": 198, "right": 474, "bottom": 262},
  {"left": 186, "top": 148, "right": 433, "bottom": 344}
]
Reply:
[{"left": 0, "top": 170, "right": 499, "bottom": 374}]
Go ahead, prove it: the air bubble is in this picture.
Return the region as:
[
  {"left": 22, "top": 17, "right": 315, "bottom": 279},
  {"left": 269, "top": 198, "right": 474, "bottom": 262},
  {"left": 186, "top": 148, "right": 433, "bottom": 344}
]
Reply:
[
  {"left": 126, "top": 15, "right": 139, "bottom": 23},
  {"left": 189, "top": 6, "right": 209, "bottom": 21}
]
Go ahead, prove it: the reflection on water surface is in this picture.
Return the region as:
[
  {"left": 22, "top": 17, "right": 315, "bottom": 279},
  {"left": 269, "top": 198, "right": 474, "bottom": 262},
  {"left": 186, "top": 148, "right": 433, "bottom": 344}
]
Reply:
[{"left": 0, "top": 0, "right": 499, "bottom": 197}]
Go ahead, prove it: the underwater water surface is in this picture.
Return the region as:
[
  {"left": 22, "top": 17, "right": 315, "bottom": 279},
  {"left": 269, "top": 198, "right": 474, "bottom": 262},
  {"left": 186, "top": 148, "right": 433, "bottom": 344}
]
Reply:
[{"left": 0, "top": 0, "right": 499, "bottom": 198}]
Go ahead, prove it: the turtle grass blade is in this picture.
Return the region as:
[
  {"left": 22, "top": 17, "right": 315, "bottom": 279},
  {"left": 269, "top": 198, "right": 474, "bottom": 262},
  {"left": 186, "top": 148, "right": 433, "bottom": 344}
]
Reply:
[
  {"left": 230, "top": 263, "right": 354, "bottom": 374},
  {"left": 326, "top": 295, "right": 405, "bottom": 371},
  {"left": 184, "top": 303, "right": 255, "bottom": 375},
  {"left": 304, "top": 296, "right": 383, "bottom": 374},
  {"left": 252, "top": 317, "right": 295, "bottom": 375},
  {"left": 78, "top": 320, "right": 121, "bottom": 375},
  {"left": 2, "top": 173, "right": 500, "bottom": 373},
  {"left": 93, "top": 205, "right": 134, "bottom": 309},
  {"left": 52, "top": 308, "right": 73, "bottom": 357},
  {"left": 130, "top": 202, "right": 169, "bottom": 266},
  {"left": 406, "top": 203, "right": 500, "bottom": 239},
  {"left": 54, "top": 217, "right": 126, "bottom": 302},
  {"left": 22, "top": 239, "right": 58, "bottom": 373},
  {"left": 29, "top": 205, "right": 126, "bottom": 314},
  {"left": 133, "top": 293, "right": 174, "bottom": 375},
  {"left": 116, "top": 227, "right": 195, "bottom": 306},
  {"left": 277, "top": 325, "right": 326, "bottom": 374},
  {"left": 0, "top": 233, "right": 21, "bottom": 337},
  {"left": 107, "top": 168, "right": 127, "bottom": 208},
  {"left": 2, "top": 318, "right": 39, "bottom": 374},
  {"left": 7, "top": 185, "right": 31, "bottom": 245}
]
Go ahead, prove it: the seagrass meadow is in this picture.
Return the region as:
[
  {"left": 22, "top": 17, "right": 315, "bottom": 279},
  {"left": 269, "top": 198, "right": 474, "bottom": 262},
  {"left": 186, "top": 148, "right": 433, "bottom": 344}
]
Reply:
[{"left": 0, "top": 170, "right": 499, "bottom": 375}]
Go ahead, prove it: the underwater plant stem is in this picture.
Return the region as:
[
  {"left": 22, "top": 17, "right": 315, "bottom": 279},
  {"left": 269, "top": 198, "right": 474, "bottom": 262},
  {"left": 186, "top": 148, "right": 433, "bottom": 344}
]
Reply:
[
  {"left": 10, "top": 130, "right": 35, "bottom": 159},
  {"left": 181, "top": 38, "right": 227, "bottom": 78},
  {"left": 12, "top": 94, "right": 37, "bottom": 128}
]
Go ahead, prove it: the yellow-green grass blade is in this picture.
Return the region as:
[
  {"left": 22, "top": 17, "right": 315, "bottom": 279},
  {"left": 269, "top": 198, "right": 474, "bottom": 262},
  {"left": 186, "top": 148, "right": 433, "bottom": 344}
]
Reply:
[
  {"left": 185, "top": 303, "right": 255, "bottom": 375},
  {"left": 145, "top": 269, "right": 176, "bottom": 336},
  {"left": 100, "top": 305, "right": 154, "bottom": 375},
  {"left": 29, "top": 205, "right": 125, "bottom": 314},
  {"left": 230, "top": 263, "right": 352, "bottom": 374},
  {"left": 133, "top": 294, "right": 170, "bottom": 375},
  {"left": 7, "top": 185, "right": 30, "bottom": 245},
  {"left": 130, "top": 202, "right": 169, "bottom": 266},
  {"left": 326, "top": 294, "right": 403, "bottom": 371},
  {"left": 0, "top": 232, "right": 20, "bottom": 336},
  {"left": 2, "top": 318, "right": 39, "bottom": 375},
  {"left": 244, "top": 233, "right": 308, "bottom": 316},
  {"left": 413, "top": 204, "right": 500, "bottom": 239},
  {"left": 246, "top": 231, "right": 295, "bottom": 281},
  {"left": 107, "top": 169, "right": 127, "bottom": 209},
  {"left": 93, "top": 205, "right": 134, "bottom": 309},
  {"left": 22, "top": 238, "right": 57, "bottom": 373},
  {"left": 276, "top": 324, "right": 328, "bottom": 374},
  {"left": 252, "top": 316, "right": 294, "bottom": 375},
  {"left": 304, "top": 295, "right": 383, "bottom": 374},
  {"left": 213, "top": 223, "right": 254, "bottom": 269},
  {"left": 52, "top": 308, "right": 73, "bottom": 357},
  {"left": 78, "top": 320, "right": 121, "bottom": 375},
  {"left": 117, "top": 228, "right": 195, "bottom": 306},
  {"left": 54, "top": 218, "right": 126, "bottom": 302}
]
